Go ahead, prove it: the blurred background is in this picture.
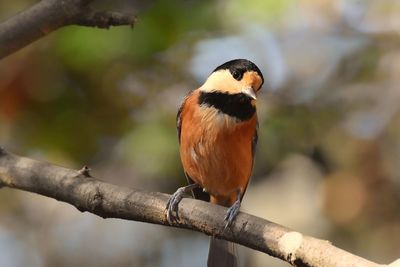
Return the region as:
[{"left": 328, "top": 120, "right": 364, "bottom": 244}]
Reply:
[{"left": 1, "top": 0, "right": 400, "bottom": 266}]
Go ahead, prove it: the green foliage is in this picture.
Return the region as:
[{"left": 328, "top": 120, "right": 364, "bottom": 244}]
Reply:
[
  {"left": 119, "top": 118, "right": 180, "bottom": 178},
  {"left": 53, "top": 0, "right": 218, "bottom": 70}
]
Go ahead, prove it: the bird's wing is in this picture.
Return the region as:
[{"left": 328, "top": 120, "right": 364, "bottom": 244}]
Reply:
[
  {"left": 252, "top": 121, "right": 259, "bottom": 166},
  {"left": 176, "top": 101, "right": 184, "bottom": 144},
  {"left": 240, "top": 120, "right": 258, "bottom": 202},
  {"left": 177, "top": 91, "right": 210, "bottom": 202}
]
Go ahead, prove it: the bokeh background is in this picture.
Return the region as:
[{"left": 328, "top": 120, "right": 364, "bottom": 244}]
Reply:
[{"left": 1, "top": 0, "right": 400, "bottom": 266}]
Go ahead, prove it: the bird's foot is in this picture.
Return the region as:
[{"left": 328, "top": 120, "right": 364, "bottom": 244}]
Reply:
[
  {"left": 224, "top": 199, "right": 241, "bottom": 230},
  {"left": 165, "top": 184, "right": 198, "bottom": 224}
]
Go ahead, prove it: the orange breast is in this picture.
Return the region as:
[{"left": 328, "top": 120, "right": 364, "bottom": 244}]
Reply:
[{"left": 179, "top": 90, "right": 257, "bottom": 206}]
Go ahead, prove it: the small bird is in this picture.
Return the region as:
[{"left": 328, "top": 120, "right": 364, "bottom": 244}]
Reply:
[{"left": 166, "top": 59, "right": 263, "bottom": 267}]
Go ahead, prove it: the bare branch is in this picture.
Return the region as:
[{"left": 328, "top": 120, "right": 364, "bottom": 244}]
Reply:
[
  {"left": 0, "top": 148, "right": 394, "bottom": 266},
  {"left": 75, "top": 8, "right": 137, "bottom": 29},
  {"left": 0, "top": 0, "right": 136, "bottom": 59}
]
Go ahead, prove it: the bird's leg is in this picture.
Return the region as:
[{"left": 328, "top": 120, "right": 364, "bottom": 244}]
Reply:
[
  {"left": 166, "top": 183, "right": 199, "bottom": 224},
  {"left": 224, "top": 190, "right": 242, "bottom": 230}
]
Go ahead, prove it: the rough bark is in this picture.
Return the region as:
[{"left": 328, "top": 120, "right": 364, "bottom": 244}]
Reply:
[
  {"left": 0, "top": 147, "right": 397, "bottom": 266},
  {"left": 0, "top": 0, "right": 136, "bottom": 59}
]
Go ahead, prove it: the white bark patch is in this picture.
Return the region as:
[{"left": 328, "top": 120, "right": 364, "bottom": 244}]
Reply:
[{"left": 278, "top": 231, "right": 303, "bottom": 263}]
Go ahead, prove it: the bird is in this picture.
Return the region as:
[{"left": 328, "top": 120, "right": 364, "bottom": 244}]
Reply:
[{"left": 166, "top": 59, "right": 264, "bottom": 267}]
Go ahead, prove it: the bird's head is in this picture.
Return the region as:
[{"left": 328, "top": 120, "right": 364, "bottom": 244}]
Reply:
[{"left": 200, "top": 59, "right": 264, "bottom": 100}]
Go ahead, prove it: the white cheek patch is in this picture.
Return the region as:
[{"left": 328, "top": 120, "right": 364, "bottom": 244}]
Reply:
[
  {"left": 200, "top": 70, "right": 241, "bottom": 94},
  {"left": 388, "top": 259, "right": 400, "bottom": 266}
]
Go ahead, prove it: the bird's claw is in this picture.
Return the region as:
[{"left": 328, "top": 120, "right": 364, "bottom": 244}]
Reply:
[
  {"left": 165, "top": 184, "right": 199, "bottom": 224},
  {"left": 223, "top": 199, "right": 241, "bottom": 230},
  {"left": 166, "top": 187, "right": 185, "bottom": 224}
]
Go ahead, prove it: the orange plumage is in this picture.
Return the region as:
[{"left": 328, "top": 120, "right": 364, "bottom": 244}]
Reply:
[
  {"left": 179, "top": 89, "right": 257, "bottom": 206},
  {"left": 166, "top": 59, "right": 264, "bottom": 267}
]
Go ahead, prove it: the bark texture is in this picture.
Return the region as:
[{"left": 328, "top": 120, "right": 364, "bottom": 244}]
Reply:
[
  {"left": 0, "top": 147, "right": 396, "bottom": 267},
  {"left": 0, "top": 0, "right": 136, "bottom": 59}
]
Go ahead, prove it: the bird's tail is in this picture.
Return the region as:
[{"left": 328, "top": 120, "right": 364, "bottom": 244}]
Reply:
[{"left": 207, "top": 236, "right": 238, "bottom": 267}]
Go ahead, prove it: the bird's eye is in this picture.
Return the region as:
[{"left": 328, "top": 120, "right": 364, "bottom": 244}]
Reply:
[{"left": 232, "top": 70, "right": 242, "bottom": 81}]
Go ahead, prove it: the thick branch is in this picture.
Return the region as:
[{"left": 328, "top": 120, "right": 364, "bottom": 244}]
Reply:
[
  {"left": 0, "top": 0, "right": 136, "bottom": 59},
  {"left": 0, "top": 147, "right": 395, "bottom": 267}
]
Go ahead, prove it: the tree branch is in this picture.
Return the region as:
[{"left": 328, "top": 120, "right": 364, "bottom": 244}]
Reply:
[
  {"left": 0, "top": 0, "right": 136, "bottom": 59},
  {"left": 0, "top": 147, "right": 396, "bottom": 267}
]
